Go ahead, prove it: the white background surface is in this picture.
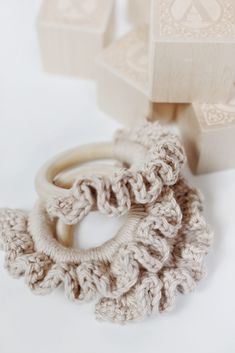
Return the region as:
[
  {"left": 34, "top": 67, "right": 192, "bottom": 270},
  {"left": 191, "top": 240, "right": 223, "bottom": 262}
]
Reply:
[{"left": 0, "top": 1, "right": 235, "bottom": 353}]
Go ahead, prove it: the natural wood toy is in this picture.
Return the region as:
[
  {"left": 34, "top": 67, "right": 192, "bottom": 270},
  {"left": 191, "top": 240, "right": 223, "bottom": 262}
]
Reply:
[
  {"left": 37, "top": 0, "right": 115, "bottom": 78},
  {"left": 149, "top": 0, "right": 235, "bottom": 103},
  {"left": 96, "top": 26, "right": 176, "bottom": 126},
  {"left": 127, "top": 0, "right": 151, "bottom": 25},
  {"left": 0, "top": 122, "right": 213, "bottom": 324},
  {"left": 178, "top": 101, "right": 235, "bottom": 174}
]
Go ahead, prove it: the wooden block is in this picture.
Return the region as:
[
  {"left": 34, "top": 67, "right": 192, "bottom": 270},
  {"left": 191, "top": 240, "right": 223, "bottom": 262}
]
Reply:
[
  {"left": 127, "top": 0, "right": 151, "bottom": 25},
  {"left": 96, "top": 26, "right": 176, "bottom": 126},
  {"left": 149, "top": 0, "right": 235, "bottom": 103},
  {"left": 178, "top": 101, "right": 235, "bottom": 174},
  {"left": 37, "top": 0, "right": 115, "bottom": 78}
]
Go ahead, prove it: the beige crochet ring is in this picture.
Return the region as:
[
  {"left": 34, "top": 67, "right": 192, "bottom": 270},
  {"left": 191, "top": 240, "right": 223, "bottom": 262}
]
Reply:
[
  {"left": 0, "top": 177, "right": 213, "bottom": 323},
  {"left": 0, "top": 122, "right": 213, "bottom": 324},
  {"left": 35, "top": 143, "right": 121, "bottom": 248},
  {"left": 34, "top": 121, "right": 186, "bottom": 249},
  {"left": 29, "top": 199, "right": 146, "bottom": 264},
  {"left": 40, "top": 122, "right": 187, "bottom": 226}
]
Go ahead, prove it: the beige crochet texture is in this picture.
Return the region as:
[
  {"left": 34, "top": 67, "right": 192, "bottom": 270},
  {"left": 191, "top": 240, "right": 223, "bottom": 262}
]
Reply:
[
  {"left": 0, "top": 122, "right": 213, "bottom": 324},
  {"left": 46, "top": 121, "right": 186, "bottom": 224}
]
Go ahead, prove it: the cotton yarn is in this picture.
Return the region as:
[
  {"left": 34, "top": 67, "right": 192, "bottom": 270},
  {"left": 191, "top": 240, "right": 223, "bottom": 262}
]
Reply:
[
  {"left": 46, "top": 121, "right": 186, "bottom": 224},
  {"left": 0, "top": 122, "right": 213, "bottom": 324}
]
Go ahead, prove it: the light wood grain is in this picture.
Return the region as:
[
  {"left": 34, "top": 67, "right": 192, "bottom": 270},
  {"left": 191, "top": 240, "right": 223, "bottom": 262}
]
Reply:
[
  {"left": 35, "top": 142, "right": 113, "bottom": 200},
  {"left": 177, "top": 101, "right": 235, "bottom": 174},
  {"left": 37, "top": 0, "right": 115, "bottom": 78},
  {"left": 96, "top": 26, "right": 176, "bottom": 126},
  {"left": 149, "top": 0, "right": 235, "bottom": 103}
]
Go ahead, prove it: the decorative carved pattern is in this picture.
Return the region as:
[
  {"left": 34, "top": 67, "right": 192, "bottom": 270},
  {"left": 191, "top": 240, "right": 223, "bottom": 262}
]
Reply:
[
  {"left": 158, "top": 0, "right": 235, "bottom": 39},
  {"left": 200, "top": 103, "right": 235, "bottom": 127},
  {"left": 101, "top": 27, "right": 149, "bottom": 92}
]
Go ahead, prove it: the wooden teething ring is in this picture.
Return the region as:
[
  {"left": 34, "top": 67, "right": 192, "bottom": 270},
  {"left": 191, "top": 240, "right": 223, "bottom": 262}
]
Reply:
[
  {"left": 0, "top": 122, "right": 213, "bottom": 323},
  {"left": 33, "top": 141, "right": 147, "bottom": 259},
  {"left": 33, "top": 122, "right": 186, "bottom": 262},
  {"left": 35, "top": 142, "right": 115, "bottom": 200}
]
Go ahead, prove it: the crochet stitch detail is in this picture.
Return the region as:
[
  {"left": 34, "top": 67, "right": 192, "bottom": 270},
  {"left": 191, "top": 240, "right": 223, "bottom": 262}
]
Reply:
[
  {"left": 0, "top": 178, "right": 213, "bottom": 324},
  {"left": 46, "top": 122, "right": 186, "bottom": 225}
]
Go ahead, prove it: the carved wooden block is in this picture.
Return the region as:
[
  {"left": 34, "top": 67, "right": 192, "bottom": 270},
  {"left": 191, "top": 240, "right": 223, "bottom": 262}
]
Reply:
[
  {"left": 178, "top": 101, "right": 235, "bottom": 174},
  {"left": 37, "top": 0, "right": 115, "bottom": 78},
  {"left": 127, "top": 0, "right": 151, "bottom": 25},
  {"left": 96, "top": 26, "right": 176, "bottom": 126},
  {"left": 150, "top": 0, "right": 235, "bottom": 103}
]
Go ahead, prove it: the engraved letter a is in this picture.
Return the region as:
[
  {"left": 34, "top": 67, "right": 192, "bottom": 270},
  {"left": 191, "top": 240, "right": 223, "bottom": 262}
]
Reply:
[
  {"left": 182, "top": 0, "right": 212, "bottom": 22},
  {"left": 171, "top": 0, "right": 221, "bottom": 23}
]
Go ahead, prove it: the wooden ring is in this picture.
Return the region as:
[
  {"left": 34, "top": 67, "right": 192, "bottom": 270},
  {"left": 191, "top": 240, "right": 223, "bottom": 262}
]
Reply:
[
  {"left": 35, "top": 142, "right": 115, "bottom": 201},
  {"left": 34, "top": 141, "right": 146, "bottom": 248},
  {"left": 35, "top": 140, "right": 146, "bottom": 201}
]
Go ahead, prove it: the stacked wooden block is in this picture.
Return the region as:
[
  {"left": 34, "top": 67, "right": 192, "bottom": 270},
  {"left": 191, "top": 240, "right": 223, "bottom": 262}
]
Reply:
[
  {"left": 96, "top": 0, "right": 177, "bottom": 126},
  {"left": 37, "top": 0, "right": 235, "bottom": 174},
  {"left": 37, "top": 0, "right": 115, "bottom": 78},
  {"left": 96, "top": 26, "right": 176, "bottom": 126},
  {"left": 97, "top": 0, "right": 235, "bottom": 173},
  {"left": 178, "top": 103, "right": 235, "bottom": 174},
  {"left": 171, "top": 0, "right": 235, "bottom": 174}
]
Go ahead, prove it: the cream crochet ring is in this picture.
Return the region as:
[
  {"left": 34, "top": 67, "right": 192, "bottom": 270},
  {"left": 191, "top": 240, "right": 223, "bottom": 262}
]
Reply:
[
  {"left": 40, "top": 120, "right": 187, "bottom": 224},
  {"left": 0, "top": 122, "right": 213, "bottom": 324}
]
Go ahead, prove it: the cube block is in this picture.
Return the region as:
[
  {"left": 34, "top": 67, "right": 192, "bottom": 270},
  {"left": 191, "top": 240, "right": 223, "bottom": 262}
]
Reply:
[
  {"left": 178, "top": 102, "right": 235, "bottom": 174},
  {"left": 96, "top": 26, "right": 176, "bottom": 126},
  {"left": 37, "top": 0, "right": 115, "bottom": 78},
  {"left": 149, "top": 0, "right": 235, "bottom": 103}
]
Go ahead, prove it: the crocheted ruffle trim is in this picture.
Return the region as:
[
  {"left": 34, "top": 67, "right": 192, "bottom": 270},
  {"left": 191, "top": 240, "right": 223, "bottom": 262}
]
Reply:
[
  {"left": 0, "top": 177, "right": 213, "bottom": 324},
  {"left": 46, "top": 122, "right": 186, "bottom": 225}
]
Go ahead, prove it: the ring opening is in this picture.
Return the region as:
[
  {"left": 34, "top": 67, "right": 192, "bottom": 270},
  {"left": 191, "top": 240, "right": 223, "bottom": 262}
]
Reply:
[{"left": 29, "top": 202, "right": 146, "bottom": 263}]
